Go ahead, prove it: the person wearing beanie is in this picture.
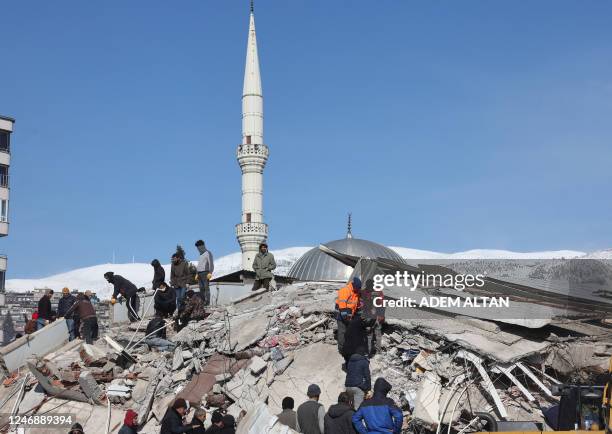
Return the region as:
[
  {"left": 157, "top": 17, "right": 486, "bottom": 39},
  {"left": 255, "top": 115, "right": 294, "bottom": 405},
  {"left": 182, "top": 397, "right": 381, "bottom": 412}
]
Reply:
[
  {"left": 57, "top": 287, "right": 77, "bottom": 341},
  {"left": 251, "top": 242, "right": 276, "bottom": 292},
  {"left": 296, "top": 384, "right": 325, "bottom": 434},
  {"left": 204, "top": 410, "right": 224, "bottom": 433},
  {"left": 335, "top": 277, "right": 362, "bottom": 360},
  {"left": 160, "top": 398, "right": 192, "bottom": 434},
  {"left": 277, "top": 396, "right": 298, "bottom": 430},
  {"left": 151, "top": 259, "right": 166, "bottom": 291},
  {"left": 118, "top": 409, "right": 138, "bottom": 434},
  {"left": 352, "top": 378, "right": 403, "bottom": 434}
]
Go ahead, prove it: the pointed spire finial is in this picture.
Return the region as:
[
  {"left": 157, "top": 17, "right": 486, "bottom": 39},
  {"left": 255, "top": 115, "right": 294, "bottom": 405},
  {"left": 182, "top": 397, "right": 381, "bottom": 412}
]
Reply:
[
  {"left": 250, "top": 0, "right": 254, "bottom": 13},
  {"left": 347, "top": 213, "right": 353, "bottom": 239}
]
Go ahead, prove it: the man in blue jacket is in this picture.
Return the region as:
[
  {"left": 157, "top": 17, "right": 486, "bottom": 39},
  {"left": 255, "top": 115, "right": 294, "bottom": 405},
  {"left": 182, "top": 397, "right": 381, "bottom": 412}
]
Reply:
[{"left": 352, "top": 378, "right": 403, "bottom": 434}]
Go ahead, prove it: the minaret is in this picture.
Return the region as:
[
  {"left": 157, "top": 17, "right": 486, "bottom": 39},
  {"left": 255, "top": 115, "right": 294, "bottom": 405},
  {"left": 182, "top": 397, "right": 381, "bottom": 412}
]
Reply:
[{"left": 236, "top": 0, "right": 269, "bottom": 271}]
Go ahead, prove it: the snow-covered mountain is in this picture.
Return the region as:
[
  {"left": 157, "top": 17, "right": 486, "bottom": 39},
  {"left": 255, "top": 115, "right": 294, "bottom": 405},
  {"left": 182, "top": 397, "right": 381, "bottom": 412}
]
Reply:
[{"left": 5, "top": 245, "right": 596, "bottom": 298}]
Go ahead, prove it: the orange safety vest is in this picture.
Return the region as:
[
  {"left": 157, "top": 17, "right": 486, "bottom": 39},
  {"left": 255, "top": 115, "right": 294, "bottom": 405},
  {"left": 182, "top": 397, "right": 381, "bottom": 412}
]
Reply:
[{"left": 336, "top": 282, "right": 360, "bottom": 317}]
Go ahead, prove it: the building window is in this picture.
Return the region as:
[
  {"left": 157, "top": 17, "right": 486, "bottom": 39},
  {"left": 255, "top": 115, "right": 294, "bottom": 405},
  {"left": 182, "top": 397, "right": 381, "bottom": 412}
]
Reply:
[
  {"left": 0, "top": 165, "right": 8, "bottom": 188},
  {"left": 246, "top": 213, "right": 251, "bottom": 223},
  {"left": 246, "top": 135, "right": 251, "bottom": 144},
  {"left": 0, "top": 200, "right": 8, "bottom": 223},
  {"left": 0, "top": 131, "right": 9, "bottom": 153},
  {"left": 0, "top": 271, "right": 4, "bottom": 292}
]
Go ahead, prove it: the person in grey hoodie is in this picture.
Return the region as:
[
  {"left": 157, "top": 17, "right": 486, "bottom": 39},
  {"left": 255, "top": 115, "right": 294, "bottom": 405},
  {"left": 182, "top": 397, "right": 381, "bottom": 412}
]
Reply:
[
  {"left": 195, "top": 240, "right": 214, "bottom": 306},
  {"left": 251, "top": 242, "right": 276, "bottom": 291}
]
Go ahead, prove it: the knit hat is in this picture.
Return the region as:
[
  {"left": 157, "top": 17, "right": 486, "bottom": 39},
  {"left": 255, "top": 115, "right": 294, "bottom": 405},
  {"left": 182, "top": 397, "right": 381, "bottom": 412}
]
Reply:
[
  {"left": 352, "top": 277, "right": 362, "bottom": 290},
  {"left": 124, "top": 409, "right": 138, "bottom": 427},
  {"left": 307, "top": 384, "right": 321, "bottom": 397}
]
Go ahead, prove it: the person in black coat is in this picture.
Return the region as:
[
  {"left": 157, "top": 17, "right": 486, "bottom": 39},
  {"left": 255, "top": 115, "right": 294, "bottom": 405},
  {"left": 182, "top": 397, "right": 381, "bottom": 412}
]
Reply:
[
  {"left": 205, "top": 410, "right": 225, "bottom": 433},
  {"left": 36, "top": 289, "right": 54, "bottom": 330},
  {"left": 342, "top": 315, "right": 369, "bottom": 364},
  {"left": 154, "top": 282, "right": 177, "bottom": 318},
  {"left": 160, "top": 398, "right": 193, "bottom": 434},
  {"left": 105, "top": 272, "right": 140, "bottom": 322},
  {"left": 151, "top": 259, "right": 165, "bottom": 290},
  {"left": 57, "top": 287, "right": 77, "bottom": 340},
  {"left": 189, "top": 408, "right": 207, "bottom": 434},
  {"left": 324, "top": 392, "right": 357, "bottom": 434}
]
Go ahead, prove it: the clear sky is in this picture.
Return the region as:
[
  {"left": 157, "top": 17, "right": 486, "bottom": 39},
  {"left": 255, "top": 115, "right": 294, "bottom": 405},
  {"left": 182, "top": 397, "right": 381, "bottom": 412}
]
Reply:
[{"left": 2, "top": 1, "right": 611, "bottom": 278}]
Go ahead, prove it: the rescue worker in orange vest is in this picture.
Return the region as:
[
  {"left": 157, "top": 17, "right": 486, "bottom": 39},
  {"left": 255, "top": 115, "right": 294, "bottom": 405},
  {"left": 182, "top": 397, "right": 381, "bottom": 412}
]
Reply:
[{"left": 335, "top": 277, "right": 362, "bottom": 357}]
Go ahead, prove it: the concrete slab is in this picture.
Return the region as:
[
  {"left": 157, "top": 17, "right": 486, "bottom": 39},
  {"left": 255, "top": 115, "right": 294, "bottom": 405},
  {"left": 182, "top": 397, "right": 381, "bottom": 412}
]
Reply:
[
  {"left": 268, "top": 343, "right": 344, "bottom": 414},
  {"left": 229, "top": 314, "right": 270, "bottom": 352}
]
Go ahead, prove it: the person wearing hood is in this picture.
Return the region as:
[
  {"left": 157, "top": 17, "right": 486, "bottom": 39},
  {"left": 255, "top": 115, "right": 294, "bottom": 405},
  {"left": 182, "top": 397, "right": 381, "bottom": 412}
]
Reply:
[
  {"left": 251, "top": 242, "right": 276, "bottom": 291},
  {"left": 170, "top": 253, "right": 193, "bottom": 309},
  {"left": 195, "top": 240, "right": 214, "bottom": 306},
  {"left": 105, "top": 272, "right": 140, "bottom": 322},
  {"left": 324, "top": 392, "right": 357, "bottom": 434},
  {"left": 118, "top": 409, "right": 138, "bottom": 434},
  {"left": 151, "top": 259, "right": 165, "bottom": 291},
  {"left": 345, "top": 346, "right": 371, "bottom": 410},
  {"left": 154, "top": 282, "right": 176, "bottom": 318},
  {"left": 351, "top": 378, "right": 403, "bottom": 434}
]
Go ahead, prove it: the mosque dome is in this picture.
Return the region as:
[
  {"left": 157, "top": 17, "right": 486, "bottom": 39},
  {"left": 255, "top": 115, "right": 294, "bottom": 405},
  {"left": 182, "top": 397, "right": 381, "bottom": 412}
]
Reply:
[{"left": 288, "top": 228, "right": 406, "bottom": 282}]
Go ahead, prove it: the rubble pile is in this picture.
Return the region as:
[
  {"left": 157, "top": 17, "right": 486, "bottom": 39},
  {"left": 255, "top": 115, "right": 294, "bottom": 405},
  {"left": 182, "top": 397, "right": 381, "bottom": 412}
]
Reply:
[{"left": 0, "top": 281, "right": 610, "bottom": 433}]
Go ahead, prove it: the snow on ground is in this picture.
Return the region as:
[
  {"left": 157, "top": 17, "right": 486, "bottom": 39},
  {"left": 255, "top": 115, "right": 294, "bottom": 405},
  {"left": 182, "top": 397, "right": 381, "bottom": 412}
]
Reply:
[{"left": 5, "top": 245, "right": 596, "bottom": 298}]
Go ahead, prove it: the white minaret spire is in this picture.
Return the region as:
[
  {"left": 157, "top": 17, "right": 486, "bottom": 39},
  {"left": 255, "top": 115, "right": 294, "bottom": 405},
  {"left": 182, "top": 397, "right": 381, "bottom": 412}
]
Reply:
[{"left": 236, "top": 1, "right": 269, "bottom": 270}]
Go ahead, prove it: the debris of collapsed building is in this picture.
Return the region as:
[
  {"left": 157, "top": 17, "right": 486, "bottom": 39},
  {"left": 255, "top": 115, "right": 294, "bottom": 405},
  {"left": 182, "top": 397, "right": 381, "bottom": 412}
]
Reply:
[{"left": 0, "top": 280, "right": 610, "bottom": 433}]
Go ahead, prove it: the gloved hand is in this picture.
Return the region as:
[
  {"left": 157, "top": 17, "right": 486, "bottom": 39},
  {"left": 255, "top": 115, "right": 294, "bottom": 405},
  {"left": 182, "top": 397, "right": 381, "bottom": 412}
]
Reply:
[
  {"left": 194, "top": 274, "right": 199, "bottom": 282},
  {"left": 110, "top": 298, "right": 116, "bottom": 305},
  {"left": 207, "top": 273, "right": 212, "bottom": 280}
]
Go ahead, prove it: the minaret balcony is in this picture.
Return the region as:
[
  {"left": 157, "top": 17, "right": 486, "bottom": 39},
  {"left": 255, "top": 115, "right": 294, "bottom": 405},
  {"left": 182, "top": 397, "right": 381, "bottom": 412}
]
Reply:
[
  {"left": 237, "top": 143, "right": 269, "bottom": 159},
  {"left": 236, "top": 222, "right": 268, "bottom": 238}
]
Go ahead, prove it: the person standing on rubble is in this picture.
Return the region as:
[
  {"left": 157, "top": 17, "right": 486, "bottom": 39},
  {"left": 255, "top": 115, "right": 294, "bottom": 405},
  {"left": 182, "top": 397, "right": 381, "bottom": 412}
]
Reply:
[
  {"left": 118, "top": 409, "right": 138, "bottom": 434},
  {"left": 170, "top": 252, "right": 193, "bottom": 310},
  {"left": 36, "top": 289, "right": 54, "bottom": 330},
  {"left": 57, "top": 287, "right": 77, "bottom": 340},
  {"left": 160, "top": 398, "right": 194, "bottom": 434},
  {"left": 251, "top": 242, "right": 276, "bottom": 291},
  {"left": 105, "top": 272, "right": 141, "bottom": 322},
  {"left": 277, "top": 397, "right": 298, "bottom": 430},
  {"left": 151, "top": 259, "right": 165, "bottom": 291},
  {"left": 352, "top": 378, "right": 403, "bottom": 434},
  {"left": 342, "top": 315, "right": 369, "bottom": 368},
  {"left": 195, "top": 240, "right": 214, "bottom": 306},
  {"left": 335, "top": 278, "right": 361, "bottom": 356},
  {"left": 345, "top": 346, "right": 371, "bottom": 410},
  {"left": 296, "top": 384, "right": 325, "bottom": 434},
  {"left": 65, "top": 293, "right": 98, "bottom": 344},
  {"left": 176, "top": 289, "right": 206, "bottom": 331},
  {"left": 324, "top": 392, "right": 357, "bottom": 434}
]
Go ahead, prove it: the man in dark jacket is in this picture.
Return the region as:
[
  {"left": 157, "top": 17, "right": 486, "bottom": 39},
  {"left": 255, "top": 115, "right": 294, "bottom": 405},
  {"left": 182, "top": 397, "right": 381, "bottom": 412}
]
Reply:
[
  {"left": 220, "top": 414, "right": 236, "bottom": 434},
  {"left": 57, "top": 287, "right": 77, "bottom": 340},
  {"left": 324, "top": 392, "right": 357, "bottom": 434},
  {"left": 144, "top": 314, "right": 175, "bottom": 351},
  {"left": 205, "top": 410, "right": 224, "bottom": 433},
  {"left": 154, "top": 282, "right": 176, "bottom": 318},
  {"left": 251, "top": 242, "right": 276, "bottom": 291},
  {"left": 189, "top": 407, "right": 207, "bottom": 434},
  {"left": 342, "top": 315, "right": 369, "bottom": 365},
  {"left": 160, "top": 398, "right": 192, "bottom": 434},
  {"left": 36, "top": 289, "right": 54, "bottom": 330},
  {"left": 170, "top": 253, "right": 193, "bottom": 309},
  {"left": 151, "top": 259, "right": 165, "bottom": 290},
  {"left": 296, "top": 384, "right": 325, "bottom": 434},
  {"left": 105, "top": 272, "right": 140, "bottom": 322},
  {"left": 345, "top": 346, "right": 371, "bottom": 410},
  {"left": 352, "top": 378, "right": 403, "bottom": 434}
]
